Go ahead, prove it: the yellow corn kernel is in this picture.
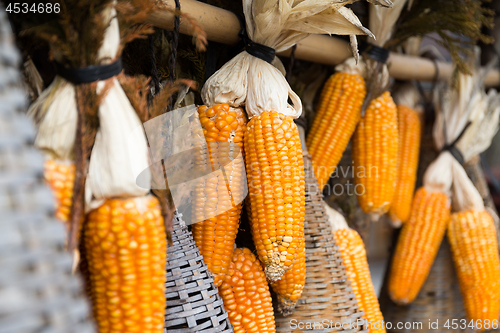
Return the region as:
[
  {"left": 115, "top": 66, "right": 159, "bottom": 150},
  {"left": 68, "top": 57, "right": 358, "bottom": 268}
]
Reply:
[
  {"left": 219, "top": 248, "right": 276, "bottom": 333},
  {"left": 84, "top": 196, "right": 167, "bottom": 333},
  {"left": 389, "top": 105, "right": 421, "bottom": 225},
  {"left": 244, "top": 110, "right": 305, "bottom": 281},
  {"left": 353, "top": 91, "right": 399, "bottom": 217},
  {"left": 448, "top": 210, "right": 500, "bottom": 330},
  {"left": 193, "top": 104, "right": 247, "bottom": 286},
  {"left": 388, "top": 187, "right": 450, "bottom": 304},
  {"left": 307, "top": 72, "right": 366, "bottom": 190},
  {"left": 43, "top": 159, "right": 75, "bottom": 223},
  {"left": 334, "top": 228, "right": 386, "bottom": 333}
]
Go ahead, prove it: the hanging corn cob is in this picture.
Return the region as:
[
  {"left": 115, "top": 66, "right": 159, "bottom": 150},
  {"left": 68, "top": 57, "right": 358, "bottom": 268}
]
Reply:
[
  {"left": 43, "top": 158, "right": 76, "bottom": 223},
  {"left": 388, "top": 187, "right": 450, "bottom": 304},
  {"left": 326, "top": 205, "right": 386, "bottom": 333},
  {"left": 192, "top": 103, "right": 247, "bottom": 286},
  {"left": 352, "top": 0, "right": 410, "bottom": 219},
  {"left": 219, "top": 248, "right": 276, "bottom": 332},
  {"left": 83, "top": 9, "right": 167, "bottom": 332},
  {"left": 244, "top": 112, "right": 305, "bottom": 281},
  {"left": 201, "top": 0, "right": 374, "bottom": 281},
  {"left": 28, "top": 77, "right": 77, "bottom": 226},
  {"left": 275, "top": 127, "right": 366, "bottom": 331},
  {"left": 85, "top": 196, "right": 166, "bottom": 332},
  {"left": 448, "top": 210, "right": 500, "bottom": 329},
  {"left": 389, "top": 84, "right": 422, "bottom": 226},
  {"left": 307, "top": 59, "right": 366, "bottom": 190},
  {"left": 353, "top": 91, "right": 398, "bottom": 217},
  {"left": 27, "top": 3, "right": 167, "bottom": 332},
  {"left": 389, "top": 61, "right": 499, "bottom": 307},
  {"left": 446, "top": 80, "right": 500, "bottom": 331}
]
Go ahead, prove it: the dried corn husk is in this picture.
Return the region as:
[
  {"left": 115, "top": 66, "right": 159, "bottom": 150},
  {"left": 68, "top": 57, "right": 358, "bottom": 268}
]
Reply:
[
  {"left": 451, "top": 88, "right": 500, "bottom": 212},
  {"left": 425, "top": 57, "right": 499, "bottom": 198},
  {"left": 201, "top": 0, "right": 372, "bottom": 119},
  {"left": 86, "top": 8, "right": 150, "bottom": 209},
  {"left": 363, "top": 0, "right": 408, "bottom": 98},
  {"left": 28, "top": 77, "right": 76, "bottom": 161},
  {"left": 29, "top": 5, "right": 151, "bottom": 212},
  {"left": 393, "top": 82, "right": 422, "bottom": 111}
]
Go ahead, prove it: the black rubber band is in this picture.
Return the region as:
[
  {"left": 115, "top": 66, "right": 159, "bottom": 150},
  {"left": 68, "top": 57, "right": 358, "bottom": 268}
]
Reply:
[
  {"left": 55, "top": 58, "right": 122, "bottom": 84},
  {"left": 442, "top": 145, "right": 465, "bottom": 165},
  {"left": 440, "top": 121, "right": 472, "bottom": 165},
  {"left": 234, "top": 13, "right": 275, "bottom": 64},
  {"left": 360, "top": 42, "right": 390, "bottom": 64}
]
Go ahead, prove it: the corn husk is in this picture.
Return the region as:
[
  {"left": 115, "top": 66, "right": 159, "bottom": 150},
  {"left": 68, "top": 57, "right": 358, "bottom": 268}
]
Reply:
[
  {"left": 451, "top": 88, "right": 500, "bottom": 212},
  {"left": 28, "top": 5, "right": 151, "bottom": 212},
  {"left": 425, "top": 57, "right": 499, "bottom": 200},
  {"left": 325, "top": 203, "right": 349, "bottom": 231},
  {"left": 85, "top": 9, "right": 150, "bottom": 210},
  {"left": 201, "top": 0, "right": 372, "bottom": 119},
  {"left": 335, "top": 56, "right": 366, "bottom": 76},
  {"left": 393, "top": 82, "right": 422, "bottom": 111},
  {"left": 28, "top": 78, "right": 77, "bottom": 161},
  {"left": 363, "top": 0, "right": 408, "bottom": 98}
]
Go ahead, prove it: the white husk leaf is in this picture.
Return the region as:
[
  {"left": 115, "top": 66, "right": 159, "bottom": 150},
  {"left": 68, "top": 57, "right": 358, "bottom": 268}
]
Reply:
[
  {"left": 433, "top": 71, "right": 476, "bottom": 151},
  {"left": 350, "top": 35, "right": 359, "bottom": 63},
  {"left": 324, "top": 203, "right": 349, "bottom": 231},
  {"left": 452, "top": 158, "right": 484, "bottom": 211},
  {"left": 202, "top": 0, "right": 372, "bottom": 119},
  {"left": 456, "top": 89, "right": 500, "bottom": 162},
  {"left": 335, "top": 56, "right": 366, "bottom": 76},
  {"left": 367, "top": 0, "right": 394, "bottom": 7},
  {"left": 368, "top": 0, "right": 408, "bottom": 47},
  {"left": 28, "top": 77, "right": 76, "bottom": 160},
  {"left": 85, "top": 7, "right": 150, "bottom": 210},
  {"left": 24, "top": 57, "right": 44, "bottom": 96},
  {"left": 423, "top": 152, "right": 454, "bottom": 195},
  {"left": 393, "top": 82, "right": 422, "bottom": 111},
  {"left": 429, "top": 54, "right": 499, "bottom": 212}
]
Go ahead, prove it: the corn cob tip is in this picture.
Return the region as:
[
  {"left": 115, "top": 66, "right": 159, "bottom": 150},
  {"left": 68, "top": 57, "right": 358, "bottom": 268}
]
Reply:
[
  {"left": 370, "top": 213, "right": 381, "bottom": 222},
  {"left": 388, "top": 292, "right": 410, "bottom": 306},
  {"left": 276, "top": 295, "right": 298, "bottom": 316},
  {"left": 388, "top": 216, "right": 402, "bottom": 228}
]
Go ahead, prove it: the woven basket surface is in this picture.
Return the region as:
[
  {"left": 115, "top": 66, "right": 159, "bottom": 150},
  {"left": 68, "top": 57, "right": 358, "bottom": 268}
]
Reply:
[
  {"left": 164, "top": 212, "right": 233, "bottom": 332},
  {"left": 275, "top": 154, "right": 367, "bottom": 333},
  {"left": 0, "top": 5, "right": 94, "bottom": 332}
]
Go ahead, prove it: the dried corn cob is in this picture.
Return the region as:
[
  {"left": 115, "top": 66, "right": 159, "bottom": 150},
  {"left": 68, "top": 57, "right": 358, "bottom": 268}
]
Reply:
[
  {"left": 193, "top": 103, "right": 246, "bottom": 286},
  {"left": 219, "top": 248, "right": 276, "bottom": 333},
  {"left": 245, "top": 110, "right": 305, "bottom": 281},
  {"left": 270, "top": 230, "right": 306, "bottom": 315},
  {"left": 306, "top": 72, "right": 366, "bottom": 189},
  {"left": 43, "top": 159, "right": 75, "bottom": 223},
  {"left": 334, "top": 227, "right": 386, "bottom": 333},
  {"left": 448, "top": 210, "right": 500, "bottom": 330},
  {"left": 389, "top": 105, "right": 421, "bottom": 225},
  {"left": 353, "top": 91, "right": 398, "bottom": 217},
  {"left": 388, "top": 187, "right": 450, "bottom": 304},
  {"left": 326, "top": 205, "right": 385, "bottom": 333},
  {"left": 84, "top": 196, "right": 166, "bottom": 333}
]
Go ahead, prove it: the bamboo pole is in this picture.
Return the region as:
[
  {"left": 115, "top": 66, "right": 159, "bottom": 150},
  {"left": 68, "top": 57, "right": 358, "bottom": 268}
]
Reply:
[{"left": 146, "top": 0, "right": 500, "bottom": 87}]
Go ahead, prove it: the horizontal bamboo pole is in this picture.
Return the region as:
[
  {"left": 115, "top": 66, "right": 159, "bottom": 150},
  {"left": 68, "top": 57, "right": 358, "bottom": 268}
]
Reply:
[{"left": 146, "top": 0, "right": 500, "bottom": 87}]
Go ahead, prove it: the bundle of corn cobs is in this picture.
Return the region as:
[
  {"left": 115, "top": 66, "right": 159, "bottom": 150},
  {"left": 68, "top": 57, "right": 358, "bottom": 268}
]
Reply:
[{"left": 14, "top": 0, "right": 500, "bottom": 331}]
